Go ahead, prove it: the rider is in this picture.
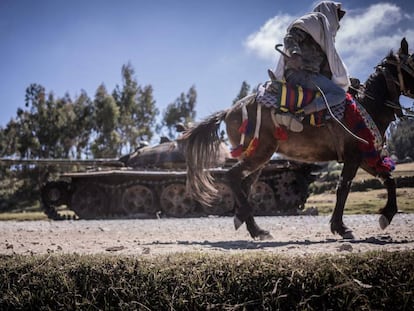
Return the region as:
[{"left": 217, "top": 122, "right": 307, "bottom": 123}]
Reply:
[{"left": 274, "top": 1, "right": 350, "bottom": 132}]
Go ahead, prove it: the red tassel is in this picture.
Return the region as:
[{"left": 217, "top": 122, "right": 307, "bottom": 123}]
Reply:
[
  {"left": 238, "top": 119, "right": 249, "bottom": 134},
  {"left": 230, "top": 145, "right": 243, "bottom": 158},
  {"left": 274, "top": 127, "right": 288, "bottom": 140}
]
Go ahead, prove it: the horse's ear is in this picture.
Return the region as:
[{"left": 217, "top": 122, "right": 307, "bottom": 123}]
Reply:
[{"left": 399, "top": 38, "right": 409, "bottom": 56}]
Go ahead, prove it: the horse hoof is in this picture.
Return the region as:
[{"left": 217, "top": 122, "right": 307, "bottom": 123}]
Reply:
[
  {"left": 258, "top": 232, "right": 273, "bottom": 241},
  {"left": 379, "top": 215, "right": 390, "bottom": 230},
  {"left": 234, "top": 216, "right": 243, "bottom": 230},
  {"left": 341, "top": 231, "right": 355, "bottom": 240}
]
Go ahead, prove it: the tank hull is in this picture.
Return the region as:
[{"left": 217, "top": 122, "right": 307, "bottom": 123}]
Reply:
[{"left": 40, "top": 159, "right": 318, "bottom": 220}]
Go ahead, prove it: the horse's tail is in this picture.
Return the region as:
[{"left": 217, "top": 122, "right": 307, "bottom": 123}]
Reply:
[{"left": 179, "top": 110, "right": 228, "bottom": 207}]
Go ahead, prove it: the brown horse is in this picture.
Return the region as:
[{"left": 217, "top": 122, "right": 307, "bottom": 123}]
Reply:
[{"left": 180, "top": 38, "right": 414, "bottom": 240}]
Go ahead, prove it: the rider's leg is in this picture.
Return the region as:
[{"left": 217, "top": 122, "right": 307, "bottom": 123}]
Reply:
[
  {"left": 276, "top": 71, "right": 346, "bottom": 132},
  {"left": 303, "top": 73, "right": 346, "bottom": 114}
]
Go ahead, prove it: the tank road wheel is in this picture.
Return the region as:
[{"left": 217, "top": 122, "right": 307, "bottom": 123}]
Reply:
[
  {"left": 121, "top": 185, "right": 155, "bottom": 216},
  {"left": 248, "top": 181, "right": 276, "bottom": 215},
  {"left": 71, "top": 183, "right": 108, "bottom": 219},
  {"left": 41, "top": 181, "right": 70, "bottom": 207},
  {"left": 202, "top": 182, "right": 234, "bottom": 215},
  {"left": 160, "top": 183, "right": 194, "bottom": 217},
  {"left": 41, "top": 181, "right": 70, "bottom": 220},
  {"left": 271, "top": 171, "right": 302, "bottom": 213}
]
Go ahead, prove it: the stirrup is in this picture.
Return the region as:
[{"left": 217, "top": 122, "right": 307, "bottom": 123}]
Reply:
[{"left": 275, "top": 113, "right": 303, "bottom": 132}]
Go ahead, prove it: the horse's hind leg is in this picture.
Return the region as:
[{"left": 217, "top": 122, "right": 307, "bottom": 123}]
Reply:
[
  {"left": 226, "top": 161, "right": 272, "bottom": 240},
  {"left": 242, "top": 169, "right": 274, "bottom": 240},
  {"left": 378, "top": 173, "right": 397, "bottom": 229},
  {"left": 330, "top": 160, "right": 359, "bottom": 239}
]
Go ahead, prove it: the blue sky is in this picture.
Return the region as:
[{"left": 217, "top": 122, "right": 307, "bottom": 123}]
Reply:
[{"left": 1, "top": 0, "right": 413, "bottom": 138}]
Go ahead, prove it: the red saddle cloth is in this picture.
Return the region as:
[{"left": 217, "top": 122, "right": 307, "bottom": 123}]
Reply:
[{"left": 344, "top": 93, "right": 395, "bottom": 173}]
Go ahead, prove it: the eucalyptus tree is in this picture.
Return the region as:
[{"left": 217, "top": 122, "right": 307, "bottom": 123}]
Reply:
[
  {"left": 91, "top": 84, "right": 120, "bottom": 158},
  {"left": 113, "top": 63, "right": 158, "bottom": 153},
  {"left": 161, "top": 85, "right": 197, "bottom": 139},
  {"left": 232, "top": 81, "right": 251, "bottom": 105}
]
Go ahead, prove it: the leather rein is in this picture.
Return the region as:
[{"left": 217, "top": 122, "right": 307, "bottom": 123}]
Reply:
[{"left": 374, "top": 54, "right": 414, "bottom": 118}]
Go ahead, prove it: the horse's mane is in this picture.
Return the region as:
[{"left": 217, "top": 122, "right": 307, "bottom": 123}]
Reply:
[{"left": 360, "top": 50, "right": 396, "bottom": 104}]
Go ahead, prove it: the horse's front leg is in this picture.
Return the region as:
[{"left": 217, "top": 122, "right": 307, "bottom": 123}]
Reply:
[
  {"left": 378, "top": 174, "right": 398, "bottom": 230},
  {"left": 330, "top": 161, "right": 360, "bottom": 239},
  {"left": 226, "top": 162, "right": 272, "bottom": 240}
]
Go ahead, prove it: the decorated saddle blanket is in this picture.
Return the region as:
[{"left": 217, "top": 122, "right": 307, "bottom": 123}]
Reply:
[
  {"left": 255, "top": 80, "right": 345, "bottom": 126},
  {"left": 233, "top": 83, "right": 394, "bottom": 173},
  {"left": 344, "top": 93, "right": 395, "bottom": 173}
]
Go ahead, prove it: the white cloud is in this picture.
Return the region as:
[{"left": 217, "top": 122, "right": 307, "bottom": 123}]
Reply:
[
  {"left": 244, "top": 3, "right": 414, "bottom": 79},
  {"left": 336, "top": 3, "right": 410, "bottom": 75},
  {"left": 244, "top": 14, "right": 293, "bottom": 60}
]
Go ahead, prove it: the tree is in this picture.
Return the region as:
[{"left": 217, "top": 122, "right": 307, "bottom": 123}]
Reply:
[
  {"left": 388, "top": 117, "right": 414, "bottom": 160},
  {"left": 161, "top": 85, "right": 197, "bottom": 138},
  {"left": 113, "top": 63, "right": 158, "bottom": 153},
  {"left": 136, "top": 85, "right": 158, "bottom": 143},
  {"left": 232, "top": 81, "right": 251, "bottom": 105},
  {"left": 16, "top": 84, "right": 93, "bottom": 159},
  {"left": 91, "top": 84, "right": 120, "bottom": 158},
  {"left": 0, "top": 120, "right": 20, "bottom": 157},
  {"left": 18, "top": 84, "right": 67, "bottom": 158},
  {"left": 71, "top": 91, "right": 95, "bottom": 159}
]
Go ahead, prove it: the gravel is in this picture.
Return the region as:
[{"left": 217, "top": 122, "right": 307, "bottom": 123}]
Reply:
[{"left": 1, "top": 214, "right": 413, "bottom": 256}]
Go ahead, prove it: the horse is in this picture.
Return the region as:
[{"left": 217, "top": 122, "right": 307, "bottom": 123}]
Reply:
[{"left": 179, "top": 38, "right": 414, "bottom": 240}]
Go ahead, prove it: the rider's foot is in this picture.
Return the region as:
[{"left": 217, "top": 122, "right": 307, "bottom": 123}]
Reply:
[{"left": 275, "top": 112, "right": 304, "bottom": 132}]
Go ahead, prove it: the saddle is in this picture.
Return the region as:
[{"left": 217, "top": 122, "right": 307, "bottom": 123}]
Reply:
[
  {"left": 255, "top": 74, "right": 346, "bottom": 127},
  {"left": 232, "top": 74, "right": 393, "bottom": 173}
]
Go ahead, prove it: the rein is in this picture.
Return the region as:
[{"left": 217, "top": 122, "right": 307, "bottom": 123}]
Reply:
[
  {"left": 356, "top": 54, "right": 414, "bottom": 119},
  {"left": 313, "top": 83, "right": 369, "bottom": 145},
  {"left": 386, "top": 55, "right": 414, "bottom": 99}
]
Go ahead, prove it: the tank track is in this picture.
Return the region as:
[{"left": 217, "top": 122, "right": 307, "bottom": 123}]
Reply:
[{"left": 41, "top": 163, "right": 317, "bottom": 220}]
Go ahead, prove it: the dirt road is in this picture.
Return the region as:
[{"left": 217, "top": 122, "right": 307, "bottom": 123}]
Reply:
[{"left": 1, "top": 214, "right": 413, "bottom": 256}]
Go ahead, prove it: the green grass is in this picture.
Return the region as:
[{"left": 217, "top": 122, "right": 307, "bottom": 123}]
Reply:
[{"left": 0, "top": 251, "right": 413, "bottom": 310}]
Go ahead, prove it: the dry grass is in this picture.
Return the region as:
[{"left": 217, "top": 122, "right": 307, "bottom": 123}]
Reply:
[
  {"left": 306, "top": 162, "right": 414, "bottom": 215},
  {"left": 353, "top": 162, "right": 414, "bottom": 182},
  {"left": 306, "top": 187, "right": 414, "bottom": 215},
  {"left": 0, "top": 251, "right": 413, "bottom": 310}
]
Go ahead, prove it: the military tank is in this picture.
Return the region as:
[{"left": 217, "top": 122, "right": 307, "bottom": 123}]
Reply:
[
  {"left": 0, "top": 128, "right": 318, "bottom": 220},
  {"left": 34, "top": 134, "right": 319, "bottom": 220}
]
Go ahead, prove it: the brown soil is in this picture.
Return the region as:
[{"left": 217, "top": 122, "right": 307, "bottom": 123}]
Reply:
[{"left": 1, "top": 214, "right": 413, "bottom": 256}]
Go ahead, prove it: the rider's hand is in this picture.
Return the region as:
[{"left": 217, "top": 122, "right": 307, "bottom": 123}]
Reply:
[{"left": 287, "top": 53, "right": 303, "bottom": 70}]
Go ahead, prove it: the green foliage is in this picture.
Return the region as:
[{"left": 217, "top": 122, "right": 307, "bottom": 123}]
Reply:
[
  {"left": 71, "top": 91, "right": 95, "bottom": 159},
  {"left": 113, "top": 63, "right": 158, "bottom": 153},
  {"left": 0, "top": 251, "right": 413, "bottom": 310},
  {"left": 388, "top": 117, "right": 414, "bottom": 161},
  {"left": 161, "top": 85, "right": 197, "bottom": 138},
  {"left": 91, "top": 84, "right": 120, "bottom": 158},
  {"left": 232, "top": 81, "right": 251, "bottom": 105}
]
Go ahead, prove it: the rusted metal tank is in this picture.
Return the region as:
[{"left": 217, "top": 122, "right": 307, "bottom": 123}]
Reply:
[
  {"left": 0, "top": 135, "right": 318, "bottom": 219},
  {"left": 34, "top": 136, "right": 319, "bottom": 219}
]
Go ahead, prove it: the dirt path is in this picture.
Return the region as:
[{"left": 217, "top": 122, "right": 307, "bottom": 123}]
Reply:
[{"left": 1, "top": 214, "right": 413, "bottom": 256}]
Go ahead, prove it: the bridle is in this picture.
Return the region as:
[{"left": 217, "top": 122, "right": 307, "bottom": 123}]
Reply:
[
  {"left": 372, "top": 53, "right": 414, "bottom": 118},
  {"left": 384, "top": 53, "right": 414, "bottom": 99}
]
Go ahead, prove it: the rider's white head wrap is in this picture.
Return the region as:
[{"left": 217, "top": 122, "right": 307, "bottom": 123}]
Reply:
[{"left": 274, "top": 1, "right": 350, "bottom": 91}]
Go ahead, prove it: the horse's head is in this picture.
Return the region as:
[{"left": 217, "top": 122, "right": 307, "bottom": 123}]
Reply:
[
  {"left": 397, "top": 38, "right": 414, "bottom": 99},
  {"left": 378, "top": 38, "right": 414, "bottom": 118}
]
